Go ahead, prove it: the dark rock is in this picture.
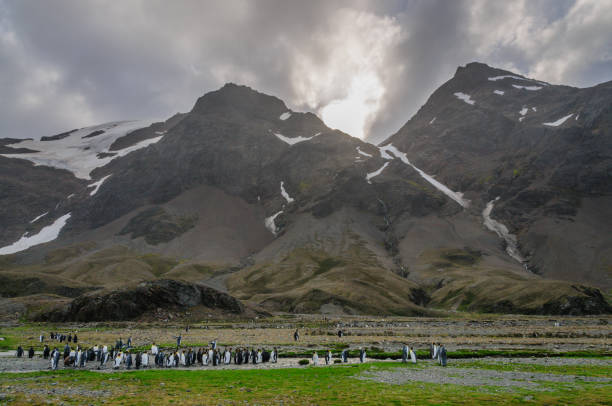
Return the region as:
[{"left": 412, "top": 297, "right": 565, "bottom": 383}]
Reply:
[
  {"left": 409, "top": 288, "right": 431, "bottom": 306},
  {"left": 82, "top": 130, "right": 105, "bottom": 139},
  {"left": 0, "top": 139, "right": 39, "bottom": 154},
  {"left": 36, "top": 279, "right": 244, "bottom": 321},
  {"left": 539, "top": 286, "right": 612, "bottom": 315},
  {"left": 41, "top": 129, "right": 78, "bottom": 141},
  {"left": 96, "top": 152, "right": 117, "bottom": 159}
]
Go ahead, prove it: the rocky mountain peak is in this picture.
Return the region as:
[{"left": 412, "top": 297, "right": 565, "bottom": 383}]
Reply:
[
  {"left": 190, "top": 83, "right": 289, "bottom": 121},
  {"left": 0, "top": 67, "right": 610, "bottom": 318},
  {"left": 454, "top": 61, "right": 514, "bottom": 77}
]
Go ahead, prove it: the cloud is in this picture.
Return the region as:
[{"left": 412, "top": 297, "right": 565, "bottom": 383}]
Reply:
[
  {"left": 288, "top": 8, "right": 405, "bottom": 139},
  {"left": 0, "top": 0, "right": 610, "bottom": 143},
  {"left": 465, "top": 0, "right": 612, "bottom": 87},
  {"left": 0, "top": 11, "right": 96, "bottom": 138}
]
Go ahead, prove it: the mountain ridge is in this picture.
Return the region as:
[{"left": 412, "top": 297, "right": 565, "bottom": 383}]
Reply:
[{"left": 0, "top": 62, "right": 610, "bottom": 319}]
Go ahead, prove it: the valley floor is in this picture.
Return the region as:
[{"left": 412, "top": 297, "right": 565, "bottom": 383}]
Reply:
[
  {"left": 0, "top": 315, "right": 610, "bottom": 404},
  {"left": 0, "top": 358, "right": 610, "bottom": 405}
]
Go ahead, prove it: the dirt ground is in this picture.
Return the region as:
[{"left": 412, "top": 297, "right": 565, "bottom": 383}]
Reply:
[{"left": 2, "top": 315, "right": 610, "bottom": 355}]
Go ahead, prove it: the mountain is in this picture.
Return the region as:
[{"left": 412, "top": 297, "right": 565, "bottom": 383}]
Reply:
[
  {"left": 0, "top": 68, "right": 610, "bottom": 320},
  {"left": 383, "top": 62, "right": 612, "bottom": 289}
]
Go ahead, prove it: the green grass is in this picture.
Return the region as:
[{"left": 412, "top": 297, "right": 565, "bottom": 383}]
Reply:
[
  {"left": 0, "top": 335, "right": 18, "bottom": 351},
  {"left": 455, "top": 359, "right": 612, "bottom": 378},
  {"left": 279, "top": 348, "right": 612, "bottom": 360},
  {"left": 0, "top": 361, "right": 610, "bottom": 405},
  {"left": 445, "top": 349, "right": 612, "bottom": 359}
]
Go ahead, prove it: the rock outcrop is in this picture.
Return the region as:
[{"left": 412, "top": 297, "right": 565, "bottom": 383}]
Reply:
[{"left": 37, "top": 279, "right": 244, "bottom": 321}]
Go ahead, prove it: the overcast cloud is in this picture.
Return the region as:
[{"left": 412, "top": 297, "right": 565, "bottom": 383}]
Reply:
[{"left": 1, "top": 0, "right": 610, "bottom": 144}]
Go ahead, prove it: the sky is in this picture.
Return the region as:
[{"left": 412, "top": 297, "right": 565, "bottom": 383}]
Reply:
[{"left": 1, "top": 0, "right": 611, "bottom": 144}]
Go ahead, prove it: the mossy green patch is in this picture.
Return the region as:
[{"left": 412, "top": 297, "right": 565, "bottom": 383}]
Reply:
[
  {"left": 313, "top": 257, "right": 344, "bottom": 276},
  {"left": 298, "top": 181, "right": 311, "bottom": 193},
  {"left": 440, "top": 248, "right": 482, "bottom": 266},
  {"left": 139, "top": 254, "right": 179, "bottom": 277},
  {"left": 119, "top": 207, "right": 197, "bottom": 245}
]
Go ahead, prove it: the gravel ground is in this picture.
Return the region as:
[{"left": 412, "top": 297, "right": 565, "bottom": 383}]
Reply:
[
  {"left": 454, "top": 357, "right": 612, "bottom": 367},
  {"left": 0, "top": 354, "right": 364, "bottom": 373},
  {"left": 1, "top": 384, "right": 112, "bottom": 399},
  {"left": 359, "top": 358, "right": 612, "bottom": 392}
]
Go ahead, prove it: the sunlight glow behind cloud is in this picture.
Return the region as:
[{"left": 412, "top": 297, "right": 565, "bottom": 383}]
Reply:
[
  {"left": 289, "top": 9, "right": 404, "bottom": 139},
  {"left": 320, "top": 72, "right": 385, "bottom": 139},
  {"left": 1, "top": 0, "right": 610, "bottom": 142}
]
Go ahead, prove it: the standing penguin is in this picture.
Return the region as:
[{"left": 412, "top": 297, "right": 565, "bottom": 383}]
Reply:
[
  {"left": 325, "top": 350, "right": 332, "bottom": 365},
  {"left": 359, "top": 348, "right": 366, "bottom": 363},
  {"left": 341, "top": 349, "right": 348, "bottom": 363},
  {"left": 439, "top": 345, "right": 447, "bottom": 367},
  {"left": 410, "top": 347, "right": 417, "bottom": 364}
]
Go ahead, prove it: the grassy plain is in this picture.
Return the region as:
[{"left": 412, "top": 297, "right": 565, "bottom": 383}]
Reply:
[
  {"left": 0, "top": 316, "right": 609, "bottom": 404},
  {"left": 0, "top": 360, "right": 610, "bottom": 405}
]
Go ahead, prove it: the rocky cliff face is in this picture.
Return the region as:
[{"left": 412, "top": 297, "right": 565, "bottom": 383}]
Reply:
[{"left": 0, "top": 67, "right": 610, "bottom": 317}]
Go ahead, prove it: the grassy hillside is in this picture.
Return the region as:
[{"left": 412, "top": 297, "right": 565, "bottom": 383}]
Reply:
[{"left": 227, "top": 244, "right": 429, "bottom": 316}]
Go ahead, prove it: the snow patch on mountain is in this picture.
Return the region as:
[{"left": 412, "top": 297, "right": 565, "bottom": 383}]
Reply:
[
  {"left": 366, "top": 162, "right": 390, "bottom": 184},
  {"left": 493, "top": 90, "right": 505, "bottom": 95},
  {"left": 380, "top": 147, "right": 394, "bottom": 160},
  {"left": 512, "top": 85, "right": 542, "bottom": 91},
  {"left": 379, "top": 144, "right": 469, "bottom": 208},
  {"left": 265, "top": 211, "right": 283, "bottom": 236},
  {"left": 454, "top": 92, "right": 475, "bottom": 105},
  {"left": 356, "top": 146, "right": 372, "bottom": 157},
  {"left": 532, "top": 107, "right": 537, "bottom": 112},
  {"left": 543, "top": 114, "right": 573, "bottom": 127},
  {"left": 88, "top": 174, "right": 112, "bottom": 196},
  {"left": 488, "top": 75, "right": 547, "bottom": 86},
  {"left": 274, "top": 132, "right": 317, "bottom": 145},
  {"left": 488, "top": 75, "right": 528, "bottom": 82},
  {"left": 519, "top": 107, "right": 528, "bottom": 116},
  {"left": 30, "top": 212, "right": 49, "bottom": 224},
  {"left": 1, "top": 120, "right": 161, "bottom": 180},
  {"left": 519, "top": 117, "right": 525, "bottom": 122},
  {"left": 429, "top": 117, "right": 437, "bottom": 124},
  {"left": 482, "top": 198, "right": 525, "bottom": 264},
  {"left": 280, "top": 181, "right": 294, "bottom": 203},
  {"left": 0, "top": 213, "right": 71, "bottom": 255},
  {"left": 279, "top": 112, "right": 291, "bottom": 120}
]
